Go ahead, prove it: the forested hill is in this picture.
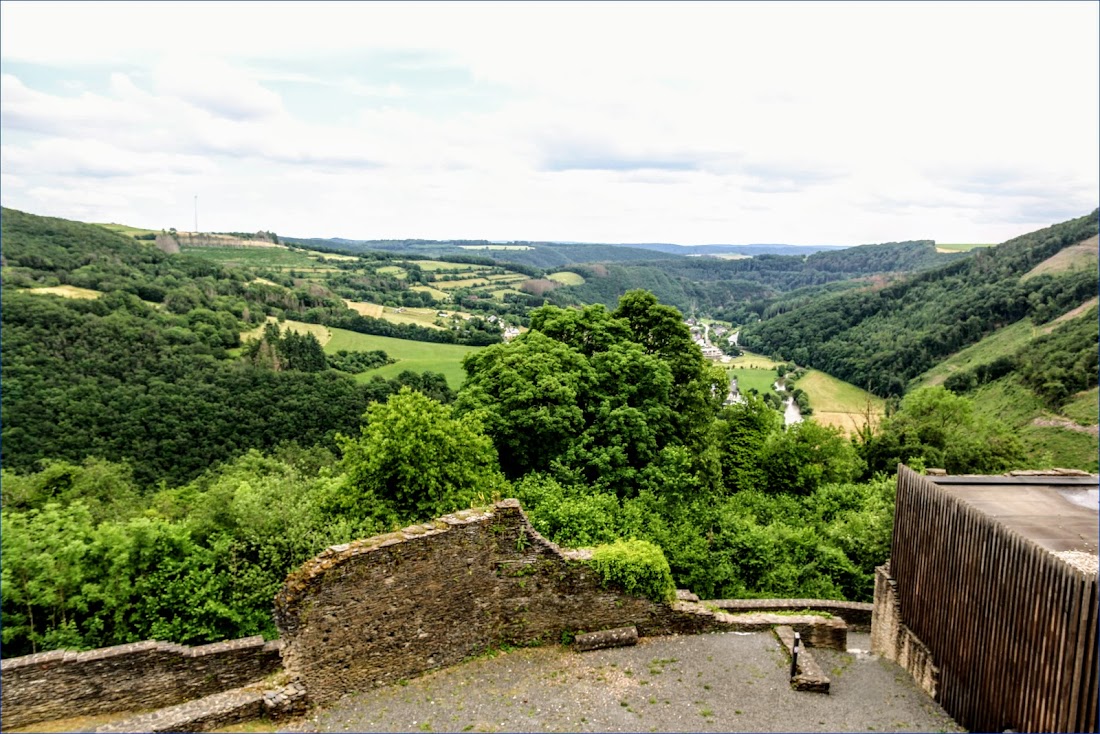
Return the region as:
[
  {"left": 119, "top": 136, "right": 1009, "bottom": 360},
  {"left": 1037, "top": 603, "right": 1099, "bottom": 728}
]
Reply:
[
  {"left": 740, "top": 212, "right": 1100, "bottom": 397},
  {"left": 282, "top": 237, "right": 684, "bottom": 269},
  {"left": 545, "top": 239, "right": 967, "bottom": 315},
  {"left": 0, "top": 208, "right": 456, "bottom": 486}
]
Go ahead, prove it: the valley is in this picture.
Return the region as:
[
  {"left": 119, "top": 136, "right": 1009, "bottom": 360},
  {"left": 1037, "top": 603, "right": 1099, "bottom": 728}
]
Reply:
[{"left": 1, "top": 205, "right": 1096, "bottom": 668}]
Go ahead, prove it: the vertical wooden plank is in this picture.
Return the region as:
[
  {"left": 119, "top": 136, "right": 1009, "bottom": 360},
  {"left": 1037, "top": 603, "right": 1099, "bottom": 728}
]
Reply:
[{"left": 1056, "top": 571, "right": 1085, "bottom": 732}]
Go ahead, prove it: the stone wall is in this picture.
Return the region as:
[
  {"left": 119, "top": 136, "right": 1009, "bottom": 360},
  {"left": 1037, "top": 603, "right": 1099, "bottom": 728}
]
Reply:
[
  {"left": 0, "top": 636, "right": 281, "bottom": 730},
  {"left": 710, "top": 598, "right": 873, "bottom": 631},
  {"left": 274, "top": 499, "right": 727, "bottom": 705},
  {"left": 869, "top": 564, "right": 939, "bottom": 698}
]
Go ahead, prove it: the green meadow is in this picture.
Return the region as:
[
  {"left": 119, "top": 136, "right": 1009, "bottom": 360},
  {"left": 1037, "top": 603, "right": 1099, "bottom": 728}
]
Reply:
[{"left": 324, "top": 328, "right": 481, "bottom": 389}]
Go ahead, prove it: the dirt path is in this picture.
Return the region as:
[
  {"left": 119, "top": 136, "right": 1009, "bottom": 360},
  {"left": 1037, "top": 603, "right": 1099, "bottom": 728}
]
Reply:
[
  {"left": 282, "top": 632, "right": 961, "bottom": 733},
  {"left": 1031, "top": 417, "right": 1099, "bottom": 437}
]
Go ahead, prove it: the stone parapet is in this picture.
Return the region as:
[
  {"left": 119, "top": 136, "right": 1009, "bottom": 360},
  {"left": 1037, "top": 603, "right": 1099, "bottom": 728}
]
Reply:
[
  {"left": 1, "top": 637, "right": 282, "bottom": 730},
  {"left": 870, "top": 564, "right": 938, "bottom": 699},
  {"left": 708, "top": 598, "right": 873, "bottom": 631},
  {"left": 275, "top": 500, "right": 734, "bottom": 705}
]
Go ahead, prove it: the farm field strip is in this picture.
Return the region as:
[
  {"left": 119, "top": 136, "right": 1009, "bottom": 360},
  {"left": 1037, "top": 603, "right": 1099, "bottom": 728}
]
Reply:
[
  {"left": 324, "top": 328, "right": 479, "bottom": 389},
  {"left": 793, "top": 369, "right": 884, "bottom": 414},
  {"left": 726, "top": 367, "right": 776, "bottom": 396},
  {"left": 726, "top": 351, "right": 783, "bottom": 370},
  {"left": 457, "top": 245, "right": 533, "bottom": 251},
  {"left": 27, "top": 285, "right": 104, "bottom": 299},
  {"left": 410, "top": 260, "right": 485, "bottom": 272},
  {"left": 548, "top": 271, "right": 585, "bottom": 286},
  {"left": 434, "top": 277, "right": 492, "bottom": 289}
]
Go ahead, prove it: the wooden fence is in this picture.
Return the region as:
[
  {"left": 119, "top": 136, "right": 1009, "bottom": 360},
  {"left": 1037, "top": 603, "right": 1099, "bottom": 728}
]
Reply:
[{"left": 891, "top": 466, "right": 1098, "bottom": 733}]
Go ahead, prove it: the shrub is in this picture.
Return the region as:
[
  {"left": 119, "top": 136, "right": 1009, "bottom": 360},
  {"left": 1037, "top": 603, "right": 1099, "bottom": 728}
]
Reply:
[{"left": 587, "top": 539, "right": 676, "bottom": 602}]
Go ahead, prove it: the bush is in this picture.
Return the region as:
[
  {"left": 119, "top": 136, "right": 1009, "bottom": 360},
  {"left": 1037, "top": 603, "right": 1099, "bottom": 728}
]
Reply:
[{"left": 587, "top": 539, "right": 676, "bottom": 602}]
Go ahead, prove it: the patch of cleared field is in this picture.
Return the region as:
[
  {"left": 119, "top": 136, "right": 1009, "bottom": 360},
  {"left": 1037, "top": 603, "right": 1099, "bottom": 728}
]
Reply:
[
  {"left": 548, "top": 271, "right": 586, "bottom": 286},
  {"left": 324, "top": 328, "right": 481, "bottom": 389},
  {"left": 1043, "top": 296, "right": 1099, "bottom": 332},
  {"left": 342, "top": 300, "right": 449, "bottom": 330},
  {"left": 912, "top": 319, "right": 1041, "bottom": 389},
  {"left": 727, "top": 367, "right": 776, "bottom": 396},
  {"left": 707, "top": 253, "right": 751, "bottom": 260},
  {"left": 376, "top": 266, "right": 406, "bottom": 276},
  {"left": 410, "top": 284, "right": 449, "bottom": 300},
  {"left": 1062, "top": 387, "right": 1099, "bottom": 427},
  {"left": 250, "top": 277, "right": 283, "bottom": 287},
  {"left": 794, "top": 370, "right": 885, "bottom": 414},
  {"left": 314, "top": 252, "right": 360, "bottom": 261},
  {"left": 28, "top": 285, "right": 103, "bottom": 299},
  {"left": 344, "top": 299, "right": 384, "bottom": 317},
  {"left": 484, "top": 273, "right": 527, "bottom": 282},
  {"left": 491, "top": 288, "right": 525, "bottom": 300},
  {"left": 1021, "top": 235, "right": 1099, "bottom": 280},
  {"left": 457, "top": 245, "right": 534, "bottom": 251},
  {"left": 413, "top": 260, "right": 484, "bottom": 272},
  {"left": 241, "top": 318, "right": 332, "bottom": 346},
  {"left": 1019, "top": 424, "right": 1099, "bottom": 473},
  {"left": 935, "top": 242, "right": 995, "bottom": 253},
  {"left": 435, "top": 277, "right": 491, "bottom": 289},
  {"left": 791, "top": 370, "right": 885, "bottom": 436},
  {"left": 727, "top": 351, "right": 783, "bottom": 370},
  {"left": 182, "top": 246, "right": 336, "bottom": 270},
  {"left": 96, "top": 222, "right": 159, "bottom": 238}
]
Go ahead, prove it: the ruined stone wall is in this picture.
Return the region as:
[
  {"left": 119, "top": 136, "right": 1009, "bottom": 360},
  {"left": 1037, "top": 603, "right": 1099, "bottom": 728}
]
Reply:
[
  {"left": 0, "top": 636, "right": 281, "bottom": 730},
  {"left": 274, "top": 499, "right": 719, "bottom": 705},
  {"left": 870, "top": 564, "right": 939, "bottom": 698}
]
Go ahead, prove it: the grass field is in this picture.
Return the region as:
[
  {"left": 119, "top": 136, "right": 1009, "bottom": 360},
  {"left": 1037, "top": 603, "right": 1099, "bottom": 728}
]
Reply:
[
  {"left": 27, "top": 285, "right": 103, "bottom": 299},
  {"left": 793, "top": 369, "right": 885, "bottom": 434},
  {"left": 490, "top": 288, "right": 525, "bottom": 300},
  {"left": 727, "top": 350, "right": 783, "bottom": 370},
  {"left": 934, "top": 242, "right": 995, "bottom": 253},
  {"left": 457, "top": 245, "right": 534, "bottom": 251},
  {"left": 912, "top": 319, "right": 1040, "bottom": 389},
  {"left": 412, "top": 261, "right": 485, "bottom": 272},
  {"left": 410, "top": 285, "right": 450, "bottom": 300},
  {"left": 324, "top": 328, "right": 480, "bottom": 389},
  {"left": 435, "top": 277, "right": 491, "bottom": 289},
  {"left": 343, "top": 300, "right": 384, "bottom": 317},
  {"left": 548, "top": 271, "right": 586, "bottom": 286},
  {"left": 96, "top": 222, "right": 159, "bottom": 238},
  {"left": 1021, "top": 235, "right": 1099, "bottom": 281},
  {"left": 182, "top": 246, "right": 338, "bottom": 270},
  {"left": 727, "top": 367, "right": 776, "bottom": 396},
  {"left": 1062, "top": 388, "right": 1099, "bottom": 426}
]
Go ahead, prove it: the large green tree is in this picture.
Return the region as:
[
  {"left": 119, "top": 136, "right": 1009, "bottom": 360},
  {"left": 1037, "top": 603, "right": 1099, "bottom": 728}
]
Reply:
[{"left": 334, "top": 388, "right": 507, "bottom": 523}]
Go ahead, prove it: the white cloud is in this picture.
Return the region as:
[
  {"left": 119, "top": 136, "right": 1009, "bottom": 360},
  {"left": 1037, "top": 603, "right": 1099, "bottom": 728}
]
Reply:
[{"left": 1, "top": 1, "right": 1097, "bottom": 244}]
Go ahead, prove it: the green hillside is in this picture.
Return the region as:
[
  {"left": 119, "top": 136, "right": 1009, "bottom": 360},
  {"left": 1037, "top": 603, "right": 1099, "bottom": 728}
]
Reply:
[{"left": 741, "top": 212, "right": 1099, "bottom": 396}]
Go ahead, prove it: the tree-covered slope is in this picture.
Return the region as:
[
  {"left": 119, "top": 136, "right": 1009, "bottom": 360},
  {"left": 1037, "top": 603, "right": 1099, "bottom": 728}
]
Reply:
[
  {"left": 546, "top": 240, "right": 968, "bottom": 315},
  {"left": 0, "top": 209, "right": 458, "bottom": 487},
  {"left": 740, "top": 212, "right": 1099, "bottom": 396}
]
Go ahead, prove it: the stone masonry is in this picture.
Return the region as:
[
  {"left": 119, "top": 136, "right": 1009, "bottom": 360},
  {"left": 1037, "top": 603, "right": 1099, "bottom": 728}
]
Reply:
[
  {"left": 275, "top": 499, "right": 760, "bottom": 705},
  {"left": 0, "top": 636, "right": 281, "bottom": 730}
]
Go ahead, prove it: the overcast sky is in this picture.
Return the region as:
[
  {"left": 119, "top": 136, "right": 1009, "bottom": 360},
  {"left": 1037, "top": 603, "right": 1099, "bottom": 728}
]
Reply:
[{"left": 2, "top": 1, "right": 1097, "bottom": 246}]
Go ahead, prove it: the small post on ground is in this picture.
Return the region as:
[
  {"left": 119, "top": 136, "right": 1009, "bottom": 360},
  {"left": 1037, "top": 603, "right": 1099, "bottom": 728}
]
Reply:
[{"left": 790, "top": 631, "right": 800, "bottom": 678}]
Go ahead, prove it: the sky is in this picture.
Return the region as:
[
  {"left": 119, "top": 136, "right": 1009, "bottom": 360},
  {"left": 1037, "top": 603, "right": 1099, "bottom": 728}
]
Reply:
[{"left": 1, "top": 1, "right": 1097, "bottom": 246}]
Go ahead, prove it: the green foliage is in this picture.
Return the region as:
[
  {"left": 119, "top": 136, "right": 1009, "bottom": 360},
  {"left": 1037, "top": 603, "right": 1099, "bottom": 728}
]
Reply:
[
  {"left": 760, "top": 421, "right": 864, "bottom": 495},
  {"left": 327, "top": 348, "right": 394, "bottom": 373},
  {"left": 587, "top": 540, "right": 676, "bottom": 602},
  {"left": 1016, "top": 306, "right": 1098, "bottom": 407},
  {"left": 861, "top": 386, "right": 1024, "bottom": 475},
  {"left": 742, "top": 212, "right": 1099, "bottom": 396},
  {"left": 335, "top": 388, "right": 506, "bottom": 523}
]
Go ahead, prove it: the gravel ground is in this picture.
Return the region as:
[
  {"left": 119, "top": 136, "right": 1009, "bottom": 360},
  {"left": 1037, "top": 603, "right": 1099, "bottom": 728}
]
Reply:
[{"left": 282, "top": 632, "right": 963, "bottom": 733}]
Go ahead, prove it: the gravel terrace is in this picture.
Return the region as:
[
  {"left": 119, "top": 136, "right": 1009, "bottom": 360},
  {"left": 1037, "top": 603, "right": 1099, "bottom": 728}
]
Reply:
[{"left": 282, "top": 632, "right": 963, "bottom": 733}]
